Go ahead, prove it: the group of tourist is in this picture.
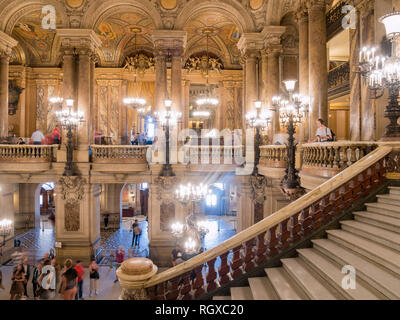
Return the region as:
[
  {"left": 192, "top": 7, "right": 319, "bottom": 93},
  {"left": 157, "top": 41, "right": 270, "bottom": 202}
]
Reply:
[
  {"left": 0, "top": 248, "right": 101, "bottom": 300},
  {"left": 130, "top": 132, "right": 153, "bottom": 146},
  {"left": 14, "top": 128, "right": 62, "bottom": 146}
]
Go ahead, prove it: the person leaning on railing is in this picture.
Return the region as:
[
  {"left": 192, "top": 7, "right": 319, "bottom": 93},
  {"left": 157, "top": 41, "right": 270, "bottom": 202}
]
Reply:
[{"left": 309, "top": 118, "right": 334, "bottom": 143}]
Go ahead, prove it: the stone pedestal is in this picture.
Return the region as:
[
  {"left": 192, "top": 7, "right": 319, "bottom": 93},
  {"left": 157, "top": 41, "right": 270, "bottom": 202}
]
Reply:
[
  {"left": 55, "top": 176, "right": 100, "bottom": 265},
  {"left": 117, "top": 257, "right": 158, "bottom": 300}
]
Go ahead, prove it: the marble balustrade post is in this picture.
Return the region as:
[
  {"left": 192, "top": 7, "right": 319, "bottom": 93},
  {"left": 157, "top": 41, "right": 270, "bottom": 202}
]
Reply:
[{"left": 307, "top": 0, "right": 329, "bottom": 138}]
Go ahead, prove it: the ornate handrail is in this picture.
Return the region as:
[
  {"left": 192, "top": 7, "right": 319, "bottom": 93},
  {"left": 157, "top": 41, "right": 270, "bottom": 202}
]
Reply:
[
  {"left": 0, "top": 144, "right": 54, "bottom": 162},
  {"left": 143, "top": 146, "right": 391, "bottom": 299},
  {"left": 326, "top": 0, "right": 347, "bottom": 40},
  {"left": 259, "top": 145, "right": 287, "bottom": 168},
  {"left": 301, "top": 142, "right": 378, "bottom": 171},
  {"left": 91, "top": 145, "right": 150, "bottom": 163},
  {"left": 328, "top": 62, "right": 350, "bottom": 98}
]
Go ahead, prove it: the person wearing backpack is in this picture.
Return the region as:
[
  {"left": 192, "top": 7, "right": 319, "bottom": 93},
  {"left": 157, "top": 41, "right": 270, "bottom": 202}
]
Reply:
[
  {"left": 132, "top": 222, "right": 142, "bottom": 249},
  {"left": 312, "top": 118, "right": 334, "bottom": 142}
]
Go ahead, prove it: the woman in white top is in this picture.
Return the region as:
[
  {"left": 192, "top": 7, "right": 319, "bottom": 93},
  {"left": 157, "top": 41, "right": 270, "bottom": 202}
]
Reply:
[{"left": 313, "top": 119, "right": 332, "bottom": 142}]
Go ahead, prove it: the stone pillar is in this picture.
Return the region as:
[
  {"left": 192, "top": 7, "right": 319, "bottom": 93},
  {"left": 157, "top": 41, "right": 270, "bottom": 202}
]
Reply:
[
  {"left": 237, "top": 180, "right": 254, "bottom": 232},
  {"left": 0, "top": 184, "right": 15, "bottom": 265},
  {"left": 265, "top": 42, "right": 283, "bottom": 135},
  {"left": 360, "top": 0, "right": 375, "bottom": 141},
  {"left": 153, "top": 53, "right": 167, "bottom": 114},
  {"left": 90, "top": 54, "right": 96, "bottom": 145},
  {"left": 55, "top": 177, "right": 100, "bottom": 265},
  {"left": 0, "top": 32, "right": 18, "bottom": 139},
  {"left": 77, "top": 49, "right": 91, "bottom": 150},
  {"left": 183, "top": 80, "right": 190, "bottom": 129},
  {"left": 307, "top": 0, "right": 329, "bottom": 137},
  {"left": 297, "top": 7, "right": 310, "bottom": 142},
  {"left": 171, "top": 48, "right": 184, "bottom": 114},
  {"left": 349, "top": 4, "right": 362, "bottom": 141},
  {"left": 62, "top": 50, "right": 76, "bottom": 101}
]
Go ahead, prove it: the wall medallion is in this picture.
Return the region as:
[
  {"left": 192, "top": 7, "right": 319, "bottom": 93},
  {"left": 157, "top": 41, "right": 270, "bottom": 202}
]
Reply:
[
  {"left": 65, "top": 0, "right": 84, "bottom": 8},
  {"left": 160, "top": 0, "right": 177, "bottom": 10},
  {"left": 249, "top": 0, "right": 263, "bottom": 10}
]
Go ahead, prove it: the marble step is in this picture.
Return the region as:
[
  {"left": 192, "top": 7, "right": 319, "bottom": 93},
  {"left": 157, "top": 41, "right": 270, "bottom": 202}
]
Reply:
[
  {"left": 297, "top": 248, "right": 383, "bottom": 300},
  {"left": 326, "top": 229, "right": 400, "bottom": 275},
  {"left": 377, "top": 194, "right": 400, "bottom": 207},
  {"left": 340, "top": 220, "right": 400, "bottom": 252},
  {"left": 353, "top": 211, "right": 400, "bottom": 234},
  {"left": 312, "top": 239, "right": 400, "bottom": 299},
  {"left": 230, "top": 287, "right": 254, "bottom": 300},
  {"left": 281, "top": 257, "right": 342, "bottom": 300},
  {"left": 389, "top": 186, "right": 400, "bottom": 196},
  {"left": 265, "top": 267, "right": 308, "bottom": 300},
  {"left": 213, "top": 296, "right": 231, "bottom": 300},
  {"left": 365, "top": 202, "right": 400, "bottom": 219},
  {"left": 248, "top": 277, "right": 279, "bottom": 300}
]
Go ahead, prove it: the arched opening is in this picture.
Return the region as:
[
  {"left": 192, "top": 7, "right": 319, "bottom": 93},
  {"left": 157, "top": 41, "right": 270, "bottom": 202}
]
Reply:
[{"left": 34, "top": 182, "right": 55, "bottom": 231}]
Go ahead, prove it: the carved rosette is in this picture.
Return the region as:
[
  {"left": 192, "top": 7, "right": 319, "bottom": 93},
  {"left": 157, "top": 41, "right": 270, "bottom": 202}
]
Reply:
[
  {"left": 250, "top": 175, "right": 267, "bottom": 205},
  {"left": 59, "top": 176, "right": 87, "bottom": 232}
]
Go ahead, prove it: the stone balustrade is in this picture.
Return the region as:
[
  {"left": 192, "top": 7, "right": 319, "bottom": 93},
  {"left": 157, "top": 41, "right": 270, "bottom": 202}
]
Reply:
[
  {"left": 259, "top": 145, "right": 287, "bottom": 168},
  {"left": 182, "top": 145, "right": 244, "bottom": 165},
  {"left": 0, "top": 144, "right": 54, "bottom": 162},
  {"left": 91, "top": 145, "right": 150, "bottom": 163},
  {"left": 301, "top": 142, "right": 378, "bottom": 171}
]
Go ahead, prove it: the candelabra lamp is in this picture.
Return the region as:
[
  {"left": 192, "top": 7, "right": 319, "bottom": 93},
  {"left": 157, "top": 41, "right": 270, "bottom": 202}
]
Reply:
[
  {"left": 245, "top": 101, "right": 272, "bottom": 176},
  {"left": 0, "top": 219, "right": 13, "bottom": 257},
  {"left": 359, "top": 10, "right": 400, "bottom": 140},
  {"left": 154, "top": 99, "right": 182, "bottom": 177},
  {"left": 54, "top": 99, "right": 85, "bottom": 176},
  {"left": 171, "top": 183, "right": 210, "bottom": 254},
  {"left": 273, "top": 80, "right": 308, "bottom": 200}
]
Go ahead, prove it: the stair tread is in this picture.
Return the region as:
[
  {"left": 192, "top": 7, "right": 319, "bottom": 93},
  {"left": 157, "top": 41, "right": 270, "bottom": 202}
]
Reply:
[
  {"left": 353, "top": 211, "right": 400, "bottom": 227},
  {"left": 248, "top": 277, "right": 278, "bottom": 300},
  {"left": 213, "top": 296, "right": 231, "bottom": 300},
  {"left": 389, "top": 186, "right": 400, "bottom": 190},
  {"left": 281, "top": 258, "right": 342, "bottom": 300},
  {"left": 265, "top": 268, "right": 307, "bottom": 300},
  {"left": 377, "top": 194, "right": 400, "bottom": 203},
  {"left": 312, "top": 239, "right": 400, "bottom": 298},
  {"left": 326, "top": 229, "right": 400, "bottom": 267},
  {"left": 297, "top": 248, "right": 381, "bottom": 300},
  {"left": 366, "top": 202, "right": 400, "bottom": 214},
  {"left": 340, "top": 220, "right": 400, "bottom": 245},
  {"left": 230, "top": 287, "right": 253, "bottom": 300}
]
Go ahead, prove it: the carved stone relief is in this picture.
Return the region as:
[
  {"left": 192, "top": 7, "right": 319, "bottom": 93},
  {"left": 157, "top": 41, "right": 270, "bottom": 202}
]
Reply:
[{"left": 250, "top": 174, "right": 267, "bottom": 205}]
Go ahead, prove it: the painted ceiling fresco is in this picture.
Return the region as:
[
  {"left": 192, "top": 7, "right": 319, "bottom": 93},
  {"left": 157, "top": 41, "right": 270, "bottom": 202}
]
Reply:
[
  {"left": 95, "top": 12, "right": 155, "bottom": 66},
  {"left": 11, "top": 10, "right": 61, "bottom": 66},
  {"left": 184, "top": 13, "right": 242, "bottom": 68}
]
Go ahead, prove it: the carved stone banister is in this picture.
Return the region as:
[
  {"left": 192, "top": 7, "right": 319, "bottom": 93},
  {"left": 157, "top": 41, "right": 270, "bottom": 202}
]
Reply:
[
  {"left": 259, "top": 145, "right": 287, "bottom": 168},
  {"left": 182, "top": 145, "right": 244, "bottom": 165},
  {"left": 141, "top": 146, "right": 392, "bottom": 298},
  {"left": 0, "top": 144, "right": 54, "bottom": 162},
  {"left": 91, "top": 145, "right": 149, "bottom": 163}
]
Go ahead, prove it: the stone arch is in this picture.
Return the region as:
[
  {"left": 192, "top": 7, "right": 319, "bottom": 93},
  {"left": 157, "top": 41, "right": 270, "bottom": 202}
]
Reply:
[
  {"left": 266, "top": 0, "right": 302, "bottom": 26},
  {"left": 82, "top": 0, "right": 163, "bottom": 30},
  {"left": 0, "top": 0, "right": 68, "bottom": 33},
  {"left": 175, "top": 0, "right": 256, "bottom": 32}
]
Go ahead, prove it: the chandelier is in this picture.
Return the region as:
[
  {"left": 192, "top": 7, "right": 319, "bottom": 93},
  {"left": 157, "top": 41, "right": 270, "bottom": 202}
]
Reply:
[
  {"left": 246, "top": 101, "right": 273, "bottom": 129},
  {"left": 196, "top": 28, "right": 220, "bottom": 110},
  {"left": 123, "top": 31, "right": 147, "bottom": 109},
  {"left": 55, "top": 99, "right": 85, "bottom": 128},
  {"left": 359, "top": 10, "right": 400, "bottom": 139},
  {"left": 154, "top": 99, "right": 182, "bottom": 128},
  {"left": 171, "top": 183, "right": 210, "bottom": 254}
]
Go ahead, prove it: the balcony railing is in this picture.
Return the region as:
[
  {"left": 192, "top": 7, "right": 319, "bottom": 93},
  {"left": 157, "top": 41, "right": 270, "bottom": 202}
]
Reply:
[
  {"left": 182, "top": 145, "right": 244, "bottom": 165},
  {"left": 259, "top": 145, "right": 287, "bottom": 168},
  {"left": 0, "top": 144, "right": 54, "bottom": 162},
  {"left": 326, "top": 0, "right": 347, "bottom": 41},
  {"left": 91, "top": 145, "right": 149, "bottom": 163},
  {"left": 301, "top": 142, "right": 378, "bottom": 171},
  {"left": 328, "top": 62, "right": 350, "bottom": 99}
]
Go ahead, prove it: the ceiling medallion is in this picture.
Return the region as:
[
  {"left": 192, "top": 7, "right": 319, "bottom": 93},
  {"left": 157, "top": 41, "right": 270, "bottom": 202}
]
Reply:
[
  {"left": 65, "top": 0, "right": 84, "bottom": 8},
  {"left": 160, "top": 0, "right": 177, "bottom": 10}
]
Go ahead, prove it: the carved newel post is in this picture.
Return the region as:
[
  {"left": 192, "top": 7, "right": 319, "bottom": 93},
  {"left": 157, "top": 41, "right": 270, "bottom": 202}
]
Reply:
[{"left": 117, "top": 258, "right": 158, "bottom": 300}]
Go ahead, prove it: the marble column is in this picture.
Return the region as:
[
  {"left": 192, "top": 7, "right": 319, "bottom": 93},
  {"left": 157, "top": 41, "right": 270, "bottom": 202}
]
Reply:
[
  {"left": 360, "top": 0, "right": 375, "bottom": 141},
  {"left": 171, "top": 48, "right": 184, "bottom": 114},
  {"left": 244, "top": 51, "right": 259, "bottom": 113},
  {"left": 297, "top": 7, "right": 310, "bottom": 142},
  {"left": 265, "top": 43, "right": 283, "bottom": 134},
  {"left": 349, "top": 3, "right": 362, "bottom": 141},
  {"left": 154, "top": 52, "right": 167, "bottom": 114},
  {"left": 77, "top": 49, "right": 91, "bottom": 150},
  {"left": 307, "top": 0, "right": 329, "bottom": 137},
  {"left": 90, "top": 54, "right": 96, "bottom": 145},
  {"left": 62, "top": 50, "right": 76, "bottom": 101},
  {"left": 183, "top": 80, "right": 190, "bottom": 130},
  {"left": 0, "top": 32, "right": 17, "bottom": 139}
]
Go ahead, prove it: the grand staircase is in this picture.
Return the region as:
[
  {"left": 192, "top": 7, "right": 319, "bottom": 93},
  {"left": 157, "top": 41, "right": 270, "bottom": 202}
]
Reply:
[{"left": 214, "top": 186, "right": 400, "bottom": 300}]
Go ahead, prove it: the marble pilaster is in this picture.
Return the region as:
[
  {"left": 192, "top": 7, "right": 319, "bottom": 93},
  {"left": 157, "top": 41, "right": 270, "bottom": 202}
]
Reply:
[
  {"left": 0, "top": 31, "right": 18, "bottom": 139},
  {"left": 307, "top": 0, "right": 329, "bottom": 138}
]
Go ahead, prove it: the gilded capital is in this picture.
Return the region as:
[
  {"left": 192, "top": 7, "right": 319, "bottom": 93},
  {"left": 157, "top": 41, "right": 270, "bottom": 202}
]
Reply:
[{"left": 0, "top": 30, "right": 18, "bottom": 58}]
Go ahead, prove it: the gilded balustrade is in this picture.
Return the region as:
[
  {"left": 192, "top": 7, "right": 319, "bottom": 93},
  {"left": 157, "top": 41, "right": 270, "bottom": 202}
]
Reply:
[
  {"left": 91, "top": 145, "right": 150, "bottom": 163},
  {"left": 0, "top": 144, "right": 54, "bottom": 162}
]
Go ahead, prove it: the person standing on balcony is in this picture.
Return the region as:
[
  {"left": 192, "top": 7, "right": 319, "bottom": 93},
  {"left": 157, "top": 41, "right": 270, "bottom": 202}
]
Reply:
[
  {"left": 311, "top": 119, "right": 333, "bottom": 142},
  {"left": 31, "top": 129, "right": 45, "bottom": 145}
]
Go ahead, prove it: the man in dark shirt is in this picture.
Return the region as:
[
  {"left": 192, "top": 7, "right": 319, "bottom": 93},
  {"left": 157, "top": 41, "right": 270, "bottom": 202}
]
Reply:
[{"left": 171, "top": 245, "right": 183, "bottom": 266}]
